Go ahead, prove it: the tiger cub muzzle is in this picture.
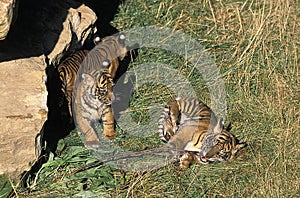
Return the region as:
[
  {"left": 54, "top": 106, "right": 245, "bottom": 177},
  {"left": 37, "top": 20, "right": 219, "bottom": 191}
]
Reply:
[
  {"left": 95, "top": 86, "right": 115, "bottom": 105},
  {"left": 195, "top": 131, "right": 247, "bottom": 164}
]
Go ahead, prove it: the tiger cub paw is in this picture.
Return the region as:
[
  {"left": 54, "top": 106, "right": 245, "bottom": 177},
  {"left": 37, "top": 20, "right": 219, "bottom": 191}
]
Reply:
[
  {"left": 85, "top": 140, "right": 100, "bottom": 148},
  {"left": 103, "top": 130, "right": 116, "bottom": 139},
  {"left": 179, "top": 152, "right": 194, "bottom": 170}
]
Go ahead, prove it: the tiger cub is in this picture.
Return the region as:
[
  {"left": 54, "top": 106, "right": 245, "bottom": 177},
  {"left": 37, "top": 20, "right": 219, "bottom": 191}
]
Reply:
[
  {"left": 56, "top": 33, "right": 130, "bottom": 147},
  {"left": 73, "top": 33, "right": 131, "bottom": 147},
  {"left": 57, "top": 33, "right": 127, "bottom": 117},
  {"left": 73, "top": 60, "right": 116, "bottom": 147},
  {"left": 57, "top": 50, "right": 90, "bottom": 117},
  {"left": 158, "top": 97, "right": 246, "bottom": 170}
]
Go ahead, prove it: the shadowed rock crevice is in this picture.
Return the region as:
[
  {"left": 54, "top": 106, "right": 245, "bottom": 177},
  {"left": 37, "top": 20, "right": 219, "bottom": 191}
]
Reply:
[
  {"left": 82, "top": 0, "right": 124, "bottom": 38},
  {"left": 0, "top": 0, "right": 68, "bottom": 61},
  {"left": 0, "top": 0, "right": 124, "bottom": 62}
]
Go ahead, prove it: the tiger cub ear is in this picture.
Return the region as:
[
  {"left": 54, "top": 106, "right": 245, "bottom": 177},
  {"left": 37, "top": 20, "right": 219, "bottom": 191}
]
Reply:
[
  {"left": 118, "top": 32, "right": 126, "bottom": 44},
  {"left": 212, "top": 118, "right": 225, "bottom": 133},
  {"left": 93, "top": 35, "right": 101, "bottom": 45},
  {"left": 102, "top": 59, "right": 110, "bottom": 68},
  {"left": 232, "top": 142, "right": 247, "bottom": 156},
  {"left": 82, "top": 73, "right": 94, "bottom": 86}
]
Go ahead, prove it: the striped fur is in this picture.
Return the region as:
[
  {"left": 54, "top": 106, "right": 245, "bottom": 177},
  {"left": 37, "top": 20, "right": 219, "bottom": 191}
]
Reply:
[
  {"left": 80, "top": 32, "right": 127, "bottom": 78},
  {"left": 57, "top": 50, "right": 89, "bottom": 116},
  {"left": 55, "top": 32, "right": 129, "bottom": 147},
  {"left": 74, "top": 33, "right": 129, "bottom": 147},
  {"left": 158, "top": 97, "right": 246, "bottom": 169},
  {"left": 73, "top": 67, "right": 116, "bottom": 147},
  {"left": 158, "top": 97, "right": 217, "bottom": 143},
  {"left": 57, "top": 33, "right": 128, "bottom": 118}
]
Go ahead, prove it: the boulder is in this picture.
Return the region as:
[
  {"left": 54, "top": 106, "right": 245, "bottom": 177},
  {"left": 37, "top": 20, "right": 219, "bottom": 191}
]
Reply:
[
  {"left": 0, "top": 56, "right": 47, "bottom": 175},
  {"left": 45, "top": 1, "right": 97, "bottom": 65},
  {"left": 0, "top": 0, "right": 97, "bottom": 176}
]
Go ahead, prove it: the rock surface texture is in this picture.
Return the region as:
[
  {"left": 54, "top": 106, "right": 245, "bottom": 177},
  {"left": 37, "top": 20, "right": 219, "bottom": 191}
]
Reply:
[
  {"left": 0, "top": 0, "right": 97, "bottom": 176},
  {"left": 45, "top": 2, "right": 97, "bottom": 65},
  {"left": 0, "top": 0, "right": 17, "bottom": 40},
  {"left": 0, "top": 57, "right": 47, "bottom": 175}
]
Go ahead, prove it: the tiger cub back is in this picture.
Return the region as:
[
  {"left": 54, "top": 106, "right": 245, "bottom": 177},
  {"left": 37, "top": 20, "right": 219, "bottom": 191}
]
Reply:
[
  {"left": 80, "top": 33, "right": 127, "bottom": 78},
  {"left": 56, "top": 50, "right": 89, "bottom": 117},
  {"left": 158, "top": 97, "right": 246, "bottom": 169},
  {"left": 158, "top": 97, "right": 218, "bottom": 143}
]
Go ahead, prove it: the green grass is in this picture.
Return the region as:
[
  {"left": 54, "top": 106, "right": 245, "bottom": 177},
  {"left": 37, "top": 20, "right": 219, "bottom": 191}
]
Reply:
[
  {"left": 0, "top": 175, "right": 13, "bottom": 197},
  {"left": 9, "top": 0, "right": 300, "bottom": 197}
]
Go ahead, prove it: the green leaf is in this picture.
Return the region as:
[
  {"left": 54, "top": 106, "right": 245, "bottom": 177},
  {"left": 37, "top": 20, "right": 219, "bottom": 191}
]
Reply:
[
  {"left": 73, "top": 190, "right": 98, "bottom": 198},
  {"left": 56, "top": 139, "right": 66, "bottom": 154},
  {"left": 0, "top": 175, "right": 12, "bottom": 198}
]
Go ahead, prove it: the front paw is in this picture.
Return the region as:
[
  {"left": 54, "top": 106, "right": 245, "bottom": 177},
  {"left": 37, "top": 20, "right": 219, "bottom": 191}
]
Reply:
[
  {"left": 85, "top": 140, "right": 100, "bottom": 148},
  {"left": 179, "top": 152, "right": 194, "bottom": 170},
  {"left": 104, "top": 130, "right": 116, "bottom": 139}
]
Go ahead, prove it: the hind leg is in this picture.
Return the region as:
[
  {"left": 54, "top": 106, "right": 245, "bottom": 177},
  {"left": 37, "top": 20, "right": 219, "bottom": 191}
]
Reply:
[{"left": 167, "top": 99, "right": 180, "bottom": 132}]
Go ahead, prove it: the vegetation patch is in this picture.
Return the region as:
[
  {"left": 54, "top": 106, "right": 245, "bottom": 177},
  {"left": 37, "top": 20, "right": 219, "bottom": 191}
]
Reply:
[{"left": 9, "top": 0, "right": 300, "bottom": 197}]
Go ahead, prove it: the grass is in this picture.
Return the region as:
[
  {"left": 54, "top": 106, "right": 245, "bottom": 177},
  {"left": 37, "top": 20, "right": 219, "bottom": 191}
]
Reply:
[
  {"left": 5, "top": 0, "right": 299, "bottom": 197},
  {"left": 0, "top": 175, "right": 13, "bottom": 197}
]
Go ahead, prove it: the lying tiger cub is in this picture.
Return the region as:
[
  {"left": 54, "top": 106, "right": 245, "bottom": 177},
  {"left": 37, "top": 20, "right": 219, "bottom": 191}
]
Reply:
[{"left": 158, "top": 97, "right": 246, "bottom": 170}]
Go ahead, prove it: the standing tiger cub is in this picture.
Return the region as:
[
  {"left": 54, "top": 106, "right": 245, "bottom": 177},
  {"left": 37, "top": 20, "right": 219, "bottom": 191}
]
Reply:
[
  {"left": 74, "top": 33, "right": 129, "bottom": 147},
  {"left": 55, "top": 33, "right": 130, "bottom": 147},
  {"left": 73, "top": 61, "right": 116, "bottom": 147},
  {"left": 158, "top": 97, "right": 246, "bottom": 170}
]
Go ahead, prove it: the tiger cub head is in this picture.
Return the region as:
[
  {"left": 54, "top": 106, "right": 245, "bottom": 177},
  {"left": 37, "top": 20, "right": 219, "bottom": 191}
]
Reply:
[
  {"left": 196, "top": 119, "right": 247, "bottom": 164},
  {"left": 95, "top": 72, "right": 115, "bottom": 105},
  {"left": 94, "top": 32, "right": 128, "bottom": 61},
  {"left": 82, "top": 60, "right": 115, "bottom": 105}
]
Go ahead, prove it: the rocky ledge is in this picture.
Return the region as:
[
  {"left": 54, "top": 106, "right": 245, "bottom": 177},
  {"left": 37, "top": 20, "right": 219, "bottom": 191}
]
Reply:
[{"left": 0, "top": 0, "right": 97, "bottom": 176}]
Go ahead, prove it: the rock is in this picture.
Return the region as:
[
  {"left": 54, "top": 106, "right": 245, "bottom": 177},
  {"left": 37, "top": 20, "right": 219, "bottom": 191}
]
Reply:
[
  {"left": 0, "top": 0, "right": 97, "bottom": 63},
  {"left": 0, "top": 0, "right": 18, "bottom": 40},
  {"left": 0, "top": 56, "right": 48, "bottom": 175},
  {"left": 0, "top": 0, "right": 98, "bottom": 176},
  {"left": 45, "top": 1, "right": 97, "bottom": 65}
]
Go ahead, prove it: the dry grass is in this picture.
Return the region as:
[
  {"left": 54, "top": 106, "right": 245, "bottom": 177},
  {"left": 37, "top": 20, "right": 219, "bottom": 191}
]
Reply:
[
  {"left": 5, "top": 0, "right": 299, "bottom": 197},
  {"left": 113, "top": 0, "right": 300, "bottom": 197}
]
